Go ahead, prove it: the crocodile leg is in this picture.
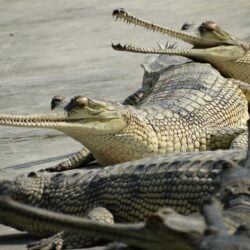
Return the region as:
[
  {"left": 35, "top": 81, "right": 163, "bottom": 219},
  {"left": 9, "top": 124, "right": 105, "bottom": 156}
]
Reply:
[
  {"left": 27, "top": 207, "right": 114, "bottom": 250},
  {"left": 44, "top": 147, "right": 95, "bottom": 172}
]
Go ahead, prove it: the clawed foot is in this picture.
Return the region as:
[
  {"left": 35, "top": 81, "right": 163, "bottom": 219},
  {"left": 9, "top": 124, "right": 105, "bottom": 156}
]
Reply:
[
  {"left": 124, "top": 92, "right": 145, "bottom": 105},
  {"left": 27, "top": 234, "right": 64, "bottom": 250}
]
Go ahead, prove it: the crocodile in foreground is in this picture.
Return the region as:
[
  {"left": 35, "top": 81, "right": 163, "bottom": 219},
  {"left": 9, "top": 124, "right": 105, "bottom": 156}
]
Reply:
[
  {"left": 112, "top": 8, "right": 250, "bottom": 84},
  {"left": 0, "top": 57, "right": 248, "bottom": 168},
  {"left": 0, "top": 148, "right": 249, "bottom": 249},
  {"left": 1, "top": 196, "right": 250, "bottom": 250}
]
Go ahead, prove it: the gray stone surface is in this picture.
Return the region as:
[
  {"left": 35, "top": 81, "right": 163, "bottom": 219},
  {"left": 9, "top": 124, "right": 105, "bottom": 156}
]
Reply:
[{"left": 0, "top": 0, "right": 250, "bottom": 249}]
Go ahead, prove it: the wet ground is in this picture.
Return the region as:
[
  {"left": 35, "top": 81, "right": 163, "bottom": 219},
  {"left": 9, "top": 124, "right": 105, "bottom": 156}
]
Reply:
[{"left": 0, "top": 0, "right": 250, "bottom": 249}]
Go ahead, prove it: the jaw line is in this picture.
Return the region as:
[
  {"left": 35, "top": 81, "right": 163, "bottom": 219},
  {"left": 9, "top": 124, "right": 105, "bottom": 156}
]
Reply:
[
  {"left": 113, "top": 9, "right": 236, "bottom": 48},
  {"left": 112, "top": 42, "right": 243, "bottom": 63},
  {"left": 0, "top": 111, "right": 127, "bottom": 137}
]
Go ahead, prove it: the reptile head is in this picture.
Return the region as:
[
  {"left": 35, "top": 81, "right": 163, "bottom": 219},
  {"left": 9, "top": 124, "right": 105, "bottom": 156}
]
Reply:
[
  {"left": 193, "top": 21, "right": 237, "bottom": 47},
  {"left": 63, "top": 95, "right": 127, "bottom": 135},
  {"left": 112, "top": 9, "right": 250, "bottom": 82},
  {"left": 0, "top": 95, "right": 127, "bottom": 139},
  {"left": 113, "top": 9, "right": 238, "bottom": 48}
]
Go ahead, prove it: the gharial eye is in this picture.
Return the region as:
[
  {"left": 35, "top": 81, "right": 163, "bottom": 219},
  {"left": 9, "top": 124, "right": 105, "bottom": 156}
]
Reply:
[
  {"left": 199, "top": 21, "right": 218, "bottom": 33},
  {"left": 74, "top": 96, "right": 88, "bottom": 108},
  {"left": 204, "top": 21, "right": 218, "bottom": 31}
]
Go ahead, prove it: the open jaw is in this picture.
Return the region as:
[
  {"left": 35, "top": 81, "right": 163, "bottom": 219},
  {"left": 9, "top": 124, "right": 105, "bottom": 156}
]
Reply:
[
  {"left": 111, "top": 8, "right": 244, "bottom": 59},
  {"left": 0, "top": 96, "right": 127, "bottom": 135}
]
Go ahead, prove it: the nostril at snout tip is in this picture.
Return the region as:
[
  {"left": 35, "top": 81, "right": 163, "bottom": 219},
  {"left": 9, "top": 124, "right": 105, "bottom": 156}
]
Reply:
[{"left": 51, "top": 95, "right": 66, "bottom": 110}]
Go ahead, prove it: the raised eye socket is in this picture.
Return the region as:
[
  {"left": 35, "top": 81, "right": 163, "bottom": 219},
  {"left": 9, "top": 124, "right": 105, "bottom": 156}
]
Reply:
[
  {"left": 65, "top": 96, "right": 88, "bottom": 111},
  {"left": 204, "top": 21, "right": 218, "bottom": 31},
  {"left": 199, "top": 21, "right": 218, "bottom": 33},
  {"left": 74, "top": 96, "right": 89, "bottom": 108}
]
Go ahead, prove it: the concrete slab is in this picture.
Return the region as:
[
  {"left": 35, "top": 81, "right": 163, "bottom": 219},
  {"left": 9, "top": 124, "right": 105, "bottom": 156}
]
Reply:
[{"left": 0, "top": 0, "right": 250, "bottom": 249}]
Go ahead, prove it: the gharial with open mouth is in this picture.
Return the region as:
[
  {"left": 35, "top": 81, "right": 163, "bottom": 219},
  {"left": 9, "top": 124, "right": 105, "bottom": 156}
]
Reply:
[{"left": 112, "top": 8, "right": 250, "bottom": 84}]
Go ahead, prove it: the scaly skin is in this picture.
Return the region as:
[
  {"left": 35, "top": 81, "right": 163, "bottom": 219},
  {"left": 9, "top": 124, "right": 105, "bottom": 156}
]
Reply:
[
  {"left": 0, "top": 61, "right": 248, "bottom": 166},
  {"left": 1, "top": 198, "right": 250, "bottom": 250},
  {"left": 0, "top": 148, "right": 247, "bottom": 249},
  {"left": 112, "top": 8, "right": 250, "bottom": 84}
]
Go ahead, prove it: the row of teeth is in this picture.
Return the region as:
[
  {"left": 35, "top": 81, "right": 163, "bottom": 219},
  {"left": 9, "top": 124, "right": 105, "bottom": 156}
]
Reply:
[
  {"left": 113, "top": 9, "right": 202, "bottom": 43},
  {"left": 112, "top": 42, "right": 166, "bottom": 54},
  {"left": 0, "top": 116, "right": 66, "bottom": 125},
  {"left": 113, "top": 11, "right": 171, "bottom": 35}
]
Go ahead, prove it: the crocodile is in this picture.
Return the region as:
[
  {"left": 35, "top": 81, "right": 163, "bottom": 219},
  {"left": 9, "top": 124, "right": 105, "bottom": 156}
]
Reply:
[
  {"left": 0, "top": 56, "right": 248, "bottom": 169},
  {"left": 1, "top": 122, "right": 250, "bottom": 249},
  {"left": 112, "top": 8, "right": 250, "bottom": 85},
  {"left": 0, "top": 147, "right": 249, "bottom": 249},
  {"left": 1, "top": 197, "right": 250, "bottom": 250}
]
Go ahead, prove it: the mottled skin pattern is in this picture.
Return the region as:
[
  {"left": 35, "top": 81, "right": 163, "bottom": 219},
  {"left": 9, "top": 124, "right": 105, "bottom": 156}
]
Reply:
[
  {"left": 0, "top": 149, "right": 246, "bottom": 248},
  {"left": 0, "top": 61, "right": 248, "bottom": 168},
  {"left": 112, "top": 9, "right": 250, "bottom": 84}
]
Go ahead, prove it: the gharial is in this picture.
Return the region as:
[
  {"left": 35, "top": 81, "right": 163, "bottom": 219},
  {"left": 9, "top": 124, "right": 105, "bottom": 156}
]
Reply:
[
  {"left": 0, "top": 47, "right": 249, "bottom": 171},
  {"left": 1, "top": 145, "right": 250, "bottom": 249},
  {"left": 112, "top": 8, "right": 250, "bottom": 86}
]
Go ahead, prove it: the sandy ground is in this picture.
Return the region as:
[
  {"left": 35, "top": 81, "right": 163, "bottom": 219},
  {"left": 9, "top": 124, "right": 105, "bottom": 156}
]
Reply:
[{"left": 0, "top": 0, "right": 250, "bottom": 249}]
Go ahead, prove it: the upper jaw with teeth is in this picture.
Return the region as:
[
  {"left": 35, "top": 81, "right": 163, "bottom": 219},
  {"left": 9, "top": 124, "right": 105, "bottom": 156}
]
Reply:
[
  {"left": 112, "top": 8, "right": 238, "bottom": 48},
  {"left": 112, "top": 8, "right": 249, "bottom": 83},
  {"left": 0, "top": 95, "right": 124, "bottom": 128}
]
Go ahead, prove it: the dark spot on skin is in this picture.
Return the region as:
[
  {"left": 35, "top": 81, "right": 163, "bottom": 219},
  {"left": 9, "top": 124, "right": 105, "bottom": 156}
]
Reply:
[{"left": 27, "top": 171, "right": 37, "bottom": 178}]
